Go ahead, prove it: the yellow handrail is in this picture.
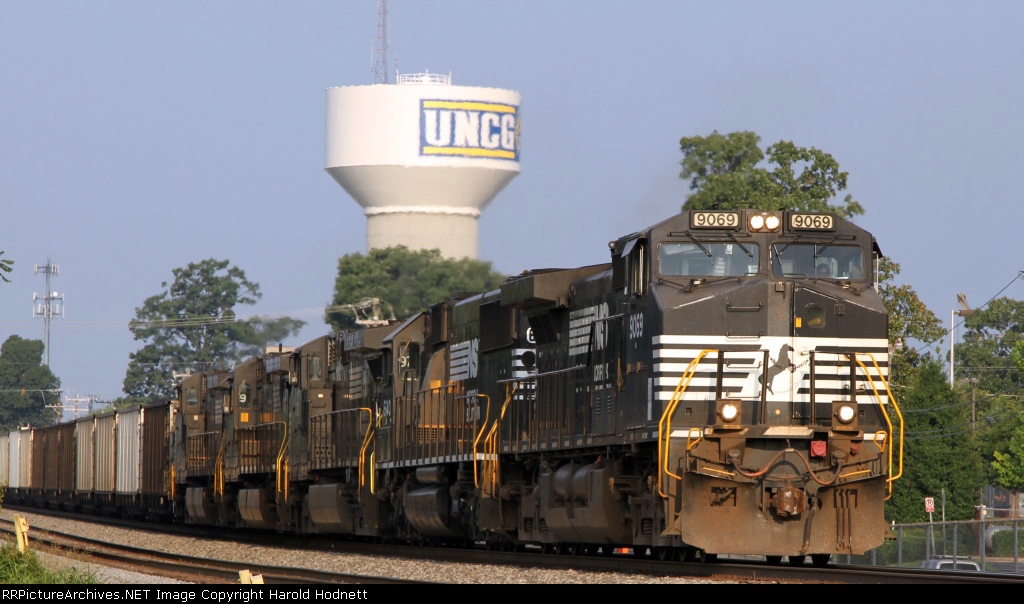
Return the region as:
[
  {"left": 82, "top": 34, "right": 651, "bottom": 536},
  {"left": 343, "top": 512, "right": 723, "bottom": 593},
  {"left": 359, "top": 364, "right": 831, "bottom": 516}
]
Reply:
[
  {"left": 852, "top": 353, "right": 904, "bottom": 499},
  {"left": 214, "top": 437, "right": 226, "bottom": 499},
  {"left": 358, "top": 407, "right": 374, "bottom": 500},
  {"left": 658, "top": 350, "right": 715, "bottom": 498},
  {"left": 471, "top": 394, "right": 491, "bottom": 489},
  {"left": 273, "top": 421, "right": 289, "bottom": 503},
  {"left": 483, "top": 383, "right": 518, "bottom": 496}
]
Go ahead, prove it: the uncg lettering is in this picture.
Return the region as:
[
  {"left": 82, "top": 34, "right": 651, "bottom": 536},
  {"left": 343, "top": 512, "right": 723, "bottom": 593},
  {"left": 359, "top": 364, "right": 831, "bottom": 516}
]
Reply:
[{"left": 421, "top": 103, "right": 518, "bottom": 160}]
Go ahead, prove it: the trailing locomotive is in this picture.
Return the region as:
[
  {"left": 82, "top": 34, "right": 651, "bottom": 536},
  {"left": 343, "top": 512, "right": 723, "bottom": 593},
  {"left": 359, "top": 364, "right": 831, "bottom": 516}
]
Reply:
[{"left": 0, "top": 208, "right": 903, "bottom": 567}]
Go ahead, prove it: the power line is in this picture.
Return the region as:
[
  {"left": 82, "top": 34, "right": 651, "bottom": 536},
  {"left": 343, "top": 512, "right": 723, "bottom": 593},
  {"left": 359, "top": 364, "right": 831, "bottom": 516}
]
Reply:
[{"left": 906, "top": 270, "right": 1024, "bottom": 358}]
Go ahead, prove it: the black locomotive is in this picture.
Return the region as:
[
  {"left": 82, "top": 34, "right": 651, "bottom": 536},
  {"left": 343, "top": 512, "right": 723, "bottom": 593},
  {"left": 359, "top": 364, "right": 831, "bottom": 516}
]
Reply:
[{"left": 2, "top": 208, "right": 903, "bottom": 567}]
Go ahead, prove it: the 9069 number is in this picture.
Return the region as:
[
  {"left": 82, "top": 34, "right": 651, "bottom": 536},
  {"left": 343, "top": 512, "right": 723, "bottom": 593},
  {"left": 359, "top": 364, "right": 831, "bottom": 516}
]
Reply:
[
  {"left": 691, "top": 212, "right": 739, "bottom": 228},
  {"left": 790, "top": 214, "right": 834, "bottom": 230}
]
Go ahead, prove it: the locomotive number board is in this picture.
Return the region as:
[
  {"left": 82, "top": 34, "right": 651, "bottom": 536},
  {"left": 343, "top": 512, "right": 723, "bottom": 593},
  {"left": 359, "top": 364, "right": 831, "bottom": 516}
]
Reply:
[
  {"left": 789, "top": 214, "right": 835, "bottom": 231},
  {"left": 690, "top": 211, "right": 740, "bottom": 229}
]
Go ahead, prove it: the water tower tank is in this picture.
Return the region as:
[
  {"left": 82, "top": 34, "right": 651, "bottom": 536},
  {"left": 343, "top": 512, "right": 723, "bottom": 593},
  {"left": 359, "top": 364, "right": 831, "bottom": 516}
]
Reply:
[{"left": 325, "top": 73, "right": 521, "bottom": 259}]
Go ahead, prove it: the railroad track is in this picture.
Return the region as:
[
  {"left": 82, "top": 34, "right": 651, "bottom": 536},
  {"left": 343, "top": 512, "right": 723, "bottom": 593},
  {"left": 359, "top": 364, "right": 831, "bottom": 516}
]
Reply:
[
  {"left": 3, "top": 505, "right": 1021, "bottom": 584},
  {"left": 0, "top": 516, "right": 430, "bottom": 585}
]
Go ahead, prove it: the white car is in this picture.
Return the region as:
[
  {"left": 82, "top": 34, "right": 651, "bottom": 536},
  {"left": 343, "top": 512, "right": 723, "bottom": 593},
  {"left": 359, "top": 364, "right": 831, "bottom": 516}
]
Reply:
[{"left": 919, "top": 557, "right": 981, "bottom": 571}]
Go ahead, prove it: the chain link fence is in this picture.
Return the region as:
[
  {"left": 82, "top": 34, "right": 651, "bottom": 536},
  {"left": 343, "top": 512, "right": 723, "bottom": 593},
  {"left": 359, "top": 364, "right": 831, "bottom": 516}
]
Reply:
[{"left": 845, "top": 517, "right": 1022, "bottom": 573}]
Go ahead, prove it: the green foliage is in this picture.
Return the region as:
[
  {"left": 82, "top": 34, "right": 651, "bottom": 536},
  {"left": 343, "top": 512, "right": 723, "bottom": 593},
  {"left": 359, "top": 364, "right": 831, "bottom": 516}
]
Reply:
[
  {"left": 888, "top": 358, "right": 986, "bottom": 523},
  {"left": 953, "top": 297, "right": 1024, "bottom": 479},
  {"left": 878, "top": 257, "right": 946, "bottom": 388},
  {"left": 325, "top": 246, "right": 506, "bottom": 331},
  {"left": 124, "top": 259, "right": 305, "bottom": 403},
  {"left": 0, "top": 335, "right": 60, "bottom": 430},
  {"left": 0, "top": 543, "right": 99, "bottom": 584},
  {"left": 0, "top": 251, "right": 12, "bottom": 283},
  {"left": 990, "top": 528, "right": 1018, "bottom": 557},
  {"left": 957, "top": 297, "right": 1024, "bottom": 395},
  {"left": 991, "top": 426, "right": 1024, "bottom": 492},
  {"left": 679, "top": 131, "right": 864, "bottom": 217},
  {"left": 990, "top": 342, "right": 1024, "bottom": 495}
]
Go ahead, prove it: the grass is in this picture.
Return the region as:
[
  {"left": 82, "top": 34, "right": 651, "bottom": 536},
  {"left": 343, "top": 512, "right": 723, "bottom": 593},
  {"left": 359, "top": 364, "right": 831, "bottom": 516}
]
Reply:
[
  {"left": 0, "top": 486, "right": 93, "bottom": 583},
  {"left": 0, "top": 542, "right": 100, "bottom": 584}
]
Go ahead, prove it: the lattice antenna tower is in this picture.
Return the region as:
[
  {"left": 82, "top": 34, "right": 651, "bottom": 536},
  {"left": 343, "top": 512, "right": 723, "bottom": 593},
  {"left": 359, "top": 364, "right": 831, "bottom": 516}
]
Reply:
[
  {"left": 373, "top": 0, "right": 389, "bottom": 84},
  {"left": 32, "top": 256, "right": 64, "bottom": 367}
]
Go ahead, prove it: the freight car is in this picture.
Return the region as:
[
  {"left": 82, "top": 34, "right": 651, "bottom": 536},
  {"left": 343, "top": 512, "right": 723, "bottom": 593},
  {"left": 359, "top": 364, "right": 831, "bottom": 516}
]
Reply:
[{"left": 1, "top": 208, "right": 903, "bottom": 567}]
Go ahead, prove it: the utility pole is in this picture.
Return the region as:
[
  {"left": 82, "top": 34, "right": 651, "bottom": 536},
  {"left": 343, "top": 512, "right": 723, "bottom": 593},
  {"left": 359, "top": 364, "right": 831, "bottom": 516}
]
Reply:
[
  {"left": 33, "top": 257, "right": 64, "bottom": 367},
  {"left": 64, "top": 394, "right": 97, "bottom": 419},
  {"left": 950, "top": 293, "right": 974, "bottom": 387},
  {"left": 41, "top": 388, "right": 64, "bottom": 423}
]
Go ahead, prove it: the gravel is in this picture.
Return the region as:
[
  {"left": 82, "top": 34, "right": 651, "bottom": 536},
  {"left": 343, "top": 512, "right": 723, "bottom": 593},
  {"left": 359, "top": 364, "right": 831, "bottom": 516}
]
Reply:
[{"left": 2, "top": 509, "right": 739, "bottom": 584}]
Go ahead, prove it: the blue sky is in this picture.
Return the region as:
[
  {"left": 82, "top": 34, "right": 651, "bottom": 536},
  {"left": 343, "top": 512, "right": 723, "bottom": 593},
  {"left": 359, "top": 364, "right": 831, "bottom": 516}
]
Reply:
[{"left": 2, "top": 2, "right": 1022, "bottom": 413}]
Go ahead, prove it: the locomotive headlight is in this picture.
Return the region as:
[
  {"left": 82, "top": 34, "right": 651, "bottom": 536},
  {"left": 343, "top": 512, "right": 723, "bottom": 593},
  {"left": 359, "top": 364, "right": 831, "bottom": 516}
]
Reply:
[
  {"left": 832, "top": 401, "right": 858, "bottom": 429},
  {"left": 748, "top": 215, "right": 765, "bottom": 230},
  {"left": 719, "top": 401, "right": 739, "bottom": 423},
  {"left": 764, "top": 214, "right": 781, "bottom": 230}
]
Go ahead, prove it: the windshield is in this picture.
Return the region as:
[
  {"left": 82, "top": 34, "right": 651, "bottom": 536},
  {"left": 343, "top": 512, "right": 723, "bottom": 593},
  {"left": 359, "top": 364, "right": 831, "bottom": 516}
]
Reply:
[
  {"left": 772, "top": 243, "right": 865, "bottom": 280},
  {"left": 659, "top": 242, "right": 760, "bottom": 278}
]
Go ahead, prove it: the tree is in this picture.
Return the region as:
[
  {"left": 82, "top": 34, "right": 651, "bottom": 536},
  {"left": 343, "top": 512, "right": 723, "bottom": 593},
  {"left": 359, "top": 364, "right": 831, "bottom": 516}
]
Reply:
[
  {"left": 679, "top": 131, "right": 864, "bottom": 217},
  {"left": 991, "top": 422, "right": 1024, "bottom": 518},
  {"left": 878, "top": 257, "right": 946, "bottom": 388},
  {"left": 889, "top": 358, "right": 985, "bottom": 522},
  {"left": 0, "top": 335, "right": 60, "bottom": 429},
  {"left": 956, "top": 297, "right": 1024, "bottom": 395},
  {"left": 0, "top": 251, "right": 12, "bottom": 283},
  {"left": 325, "top": 246, "right": 506, "bottom": 331},
  {"left": 989, "top": 340, "right": 1024, "bottom": 517},
  {"left": 124, "top": 259, "right": 305, "bottom": 403}
]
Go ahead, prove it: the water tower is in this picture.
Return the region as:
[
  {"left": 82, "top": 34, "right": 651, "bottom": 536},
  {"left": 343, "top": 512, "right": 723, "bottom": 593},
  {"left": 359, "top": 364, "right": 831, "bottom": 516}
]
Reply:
[{"left": 325, "top": 73, "right": 521, "bottom": 259}]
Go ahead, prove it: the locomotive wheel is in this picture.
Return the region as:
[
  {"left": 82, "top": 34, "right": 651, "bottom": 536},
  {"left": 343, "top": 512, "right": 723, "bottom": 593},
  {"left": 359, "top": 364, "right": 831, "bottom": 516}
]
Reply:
[
  {"left": 703, "top": 553, "right": 718, "bottom": 563},
  {"left": 632, "top": 546, "right": 649, "bottom": 558},
  {"left": 788, "top": 555, "right": 806, "bottom": 566},
  {"left": 811, "top": 554, "right": 831, "bottom": 567},
  {"left": 765, "top": 555, "right": 783, "bottom": 565},
  {"left": 654, "top": 546, "right": 676, "bottom": 561}
]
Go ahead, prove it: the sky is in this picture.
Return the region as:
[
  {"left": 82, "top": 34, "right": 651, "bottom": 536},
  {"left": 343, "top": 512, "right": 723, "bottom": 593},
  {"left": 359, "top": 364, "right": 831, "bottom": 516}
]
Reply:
[{"left": 2, "top": 1, "right": 1023, "bottom": 416}]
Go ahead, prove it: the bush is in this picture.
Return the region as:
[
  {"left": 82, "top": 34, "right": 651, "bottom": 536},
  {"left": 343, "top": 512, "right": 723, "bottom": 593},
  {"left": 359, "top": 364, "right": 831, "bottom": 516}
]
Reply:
[{"left": 990, "top": 528, "right": 1019, "bottom": 557}]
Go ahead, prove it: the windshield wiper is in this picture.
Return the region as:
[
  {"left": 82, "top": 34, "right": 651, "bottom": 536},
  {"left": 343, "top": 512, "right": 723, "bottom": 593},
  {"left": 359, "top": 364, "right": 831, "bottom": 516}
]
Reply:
[
  {"left": 815, "top": 236, "right": 840, "bottom": 258},
  {"left": 684, "top": 232, "right": 713, "bottom": 257},
  {"left": 725, "top": 232, "right": 753, "bottom": 257}
]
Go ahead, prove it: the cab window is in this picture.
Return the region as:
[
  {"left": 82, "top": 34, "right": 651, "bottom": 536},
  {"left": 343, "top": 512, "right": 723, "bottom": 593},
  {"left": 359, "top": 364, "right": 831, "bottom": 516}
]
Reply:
[
  {"left": 186, "top": 388, "right": 198, "bottom": 408},
  {"left": 772, "top": 243, "right": 864, "bottom": 280},
  {"left": 805, "top": 305, "right": 825, "bottom": 328},
  {"left": 660, "top": 242, "right": 759, "bottom": 278},
  {"left": 308, "top": 355, "right": 323, "bottom": 381}
]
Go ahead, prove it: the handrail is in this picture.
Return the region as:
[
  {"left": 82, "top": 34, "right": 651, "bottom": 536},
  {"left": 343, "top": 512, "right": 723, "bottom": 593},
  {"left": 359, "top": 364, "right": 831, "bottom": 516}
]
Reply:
[
  {"left": 483, "top": 383, "right": 518, "bottom": 496},
  {"left": 213, "top": 437, "right": 226, "bottom": 499},
  {"left": 658, "top": 349, "right": 716, "bottom": 498},
  {"left": 358, "top": 407, "right": 374, "bottom": 500},
  {"left": 852, "top": 353, "right": 904, "bottom": 499},
  {"left": 272, "top": 421, "right": 289, "bottom": 504},
  {"left": 471, "top": 394, "right": 491, "bottom": 489}
]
